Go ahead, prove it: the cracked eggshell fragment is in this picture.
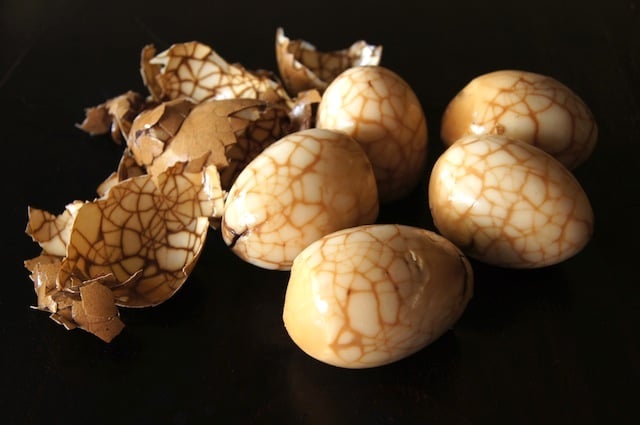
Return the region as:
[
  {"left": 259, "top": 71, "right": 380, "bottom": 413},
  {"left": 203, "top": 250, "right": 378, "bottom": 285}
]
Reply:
[
  {"left": 221, "top": 128, "right": 379, "bottom": 271},
  {"left": 23, "top": 270, "right": 124, "bottom": 342},
  {"left": 286, "top": 88, "right": 323, "bottom": 131},
  {"left": 142, "top": 42, "right": 290, "bottom": 104},
  {"left": 56, "top": 160, "right": 219, "bottom": 307},
  {"left": 316, "top": 65, "right": 428, "bottom": 203},
  {"left": 77, "top": 90, "right": 152, "bottom": 144},
  {"left": 428, "top": 134, "right": 594, "bottom": 268},
  {"left": 97, "top": 153, "right": 147, "bottom": 197},
  {"left": 24, "top": 159, "right": 221, "bottom": 341},
  {"left": 26, "top": 201, "right": 84, "bottom": 257},
  {"left": 440, "top": 70, "right": 597, "bottom": 169},
  {"left": 127, "top": 98, "right": 291, "bottom": 189},
  {"left": 25, "top": 268, "right": 125, "bottom": 342},
  {"left": 275, "top": 27, "right": 382, "bottom": 96},
  {"left": 24, "top": 254, "right": 69, "bottom": 314},
  {"left": 283, "top": 224, "right": 473, "bottom": 369},
  {"left": 71, "top": 282, "right": 125, "bottom": 343}
]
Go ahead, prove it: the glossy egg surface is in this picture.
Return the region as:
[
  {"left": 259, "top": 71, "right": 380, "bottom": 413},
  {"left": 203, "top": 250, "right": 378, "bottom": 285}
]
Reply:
[
  {"left": 429, "top": 134, "right": 594, "bottom": 268},
  {"left": 283, "top": 224, "right": 473, "bottom": 368},
  {"left": 440, "top": 69, "right": 597, "bottom": 169},
  {"left": 221, "top": 128, "right": 379, "bottom": 270},
  {"left": 316, "top": 66, "right": 428, "bottom": 202}
]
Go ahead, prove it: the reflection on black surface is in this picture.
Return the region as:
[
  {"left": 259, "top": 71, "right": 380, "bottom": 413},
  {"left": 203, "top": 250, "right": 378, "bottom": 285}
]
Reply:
[
  {"left": 3, "top": 0, "right": 639, "bottom": 423},
  {"left": 284, "top": 330, "right": 467, "bottom": 424},
  {"left": 463, "top": 260, "right": 572, "bottom": 332}
]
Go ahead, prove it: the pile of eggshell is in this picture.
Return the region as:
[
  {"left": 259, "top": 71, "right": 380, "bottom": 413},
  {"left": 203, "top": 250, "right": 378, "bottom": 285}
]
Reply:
[{"left": 24, "top": 29, "right": 595, "bottom": 369}]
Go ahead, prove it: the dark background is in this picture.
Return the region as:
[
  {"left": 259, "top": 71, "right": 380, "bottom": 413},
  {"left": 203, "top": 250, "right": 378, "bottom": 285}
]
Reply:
[{"left": 2, "top": 0, "right": 638, "bottom": 424}]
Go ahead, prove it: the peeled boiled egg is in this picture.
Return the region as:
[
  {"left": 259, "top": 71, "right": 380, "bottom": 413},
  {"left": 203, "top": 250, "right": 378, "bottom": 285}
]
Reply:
[
  {"left": 428, "top": 134, "right": 594, "bottom": 268},
  {"left": 440, "top": 69, "right": 597, "bottom": 169},
  {"left": 221, "top": 128, "right": 379, "bottom": 270},
  {"left": 316, "top": 65, "right": 428, "bottom": 203},
  {"left": 283, "top": 224, "right": 473, "bottom": 369}
]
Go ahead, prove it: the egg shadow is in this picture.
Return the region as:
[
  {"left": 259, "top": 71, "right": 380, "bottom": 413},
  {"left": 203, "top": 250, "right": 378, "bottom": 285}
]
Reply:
[
  {"left": 279, "top": 329, "right": 473, "bottom": 425},
  {"left": 459, "top": 259, "right": 572, "bottom": 334}
]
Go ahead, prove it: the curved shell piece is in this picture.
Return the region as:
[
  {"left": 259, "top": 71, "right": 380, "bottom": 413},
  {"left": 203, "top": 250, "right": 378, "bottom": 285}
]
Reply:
[
  {"left": 316, "top": 65, "right": 428, "bottom": 202},
  {"left": 55, "top": 161, "right": 220, "bottom": 307},
  {"left": 26, "top": 201, "right": 84, "bottom": 257},
  {"left": 142, "top": 42, "right": 290, "bottom": 104},
  {"left": 24, "top": 159, "right": 222, "bottom": 341},
  {"left": 275, "top": 27, "right": 382, "bottom": 96},
  {"left": 440, "top": 69, "right": 597, "bottom": 169},
  {"left": 428, "top": 134, "right": 594, "bottom": 268},
  {"left": 283, "top": 224, "right": 473, "bottom": 369},
  {"left": 221, "top": 128, "right": 379, "bottom": 270},
  {"left": 76, "top": 90, "right": 151, "bottom": 144},
  {"left": 24, "top": 253, "right": 125, "bottom": 343},
  {"left": 127, "top": 98, "right": 291, "bottom": 189}
]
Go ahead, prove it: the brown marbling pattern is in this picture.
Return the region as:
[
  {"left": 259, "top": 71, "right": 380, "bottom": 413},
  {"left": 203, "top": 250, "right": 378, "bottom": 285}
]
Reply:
[
  {"left": 283, "top": 224, "right": 473, "bottom": 369},
  {"left": 441, "top": 70, "right": 597, "bottom": 169},
  {"left": 429, "top": 134, "right": 594, "bottom": 268},
  {"left": 222, "top": 128, "right": 379, "bottom": 270},
  {"left": 316, "top": 66, "right": 428, "bottom": 202}
]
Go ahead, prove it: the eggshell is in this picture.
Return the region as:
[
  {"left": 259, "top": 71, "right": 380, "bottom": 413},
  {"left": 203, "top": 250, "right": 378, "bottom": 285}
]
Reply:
[
  {"left": 275, "top": 27, "right": 382, "bottom": 96},
  {"left": 428, "top": 134, "right": 594, "bottom": 268}
]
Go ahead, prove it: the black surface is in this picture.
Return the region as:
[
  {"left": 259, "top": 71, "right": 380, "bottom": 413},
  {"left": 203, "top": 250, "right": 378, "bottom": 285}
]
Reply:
[{"left": 2, "top": 0, "right": 638, "bottom": 424}]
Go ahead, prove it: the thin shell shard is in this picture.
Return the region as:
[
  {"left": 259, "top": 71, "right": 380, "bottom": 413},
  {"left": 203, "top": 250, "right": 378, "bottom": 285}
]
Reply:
[
  {"left": 76, "top": 90, "right": 151, "bottom": 144},
  {"left": 57, "top": 161, "right": 218, "bottom": 307},
  {"left": 141, "top": 44, "right": 165, "bottom": 102},
  {"left": 24, "top": 161, "right": 221, "bottom": 341},
  {"left": 71, "top": 282, "right": 125, "bottom": 343},
  {"left": 97, "top": 153, "right": 147, "bottom": 198},
  {"left": 24, "top": 254, "right": 124, "bottom": 342},
  {"left": 24, "top": 254, "right": 69, "bottom": 314},
  {"left": 286, "top": 88, "right": 323, "bottom": 131},
  {"left": 26, "top": 201, "right": 84, "bottom": 257},
  {"left": 127, "top": 98, "right": 291, "bottom": 189},
  {"left": 143, "top": 41, "right": 290, "bottom": 104},
  {"left": 276, "top": 27, "right": 383, "bottom": 96}
]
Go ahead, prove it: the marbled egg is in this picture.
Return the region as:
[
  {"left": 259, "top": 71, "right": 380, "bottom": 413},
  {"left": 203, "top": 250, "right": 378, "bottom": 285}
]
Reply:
[
  {"left": 316, "top": 65, "right": 428, "bottom": 203},
  {"left": 428, "top": 134, "right": 594, "bottom": 268},
  {"left": 440, "top": 69, "right": 597, "bottom": 169},
  {"left": 221, "top": 128, "right": 379, "bottom": 270},
  {"left": 283, "top": 224, "right": 473, "bottom": 369}
]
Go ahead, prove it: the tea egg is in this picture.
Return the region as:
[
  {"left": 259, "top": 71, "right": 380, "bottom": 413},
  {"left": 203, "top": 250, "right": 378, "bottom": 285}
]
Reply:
[
  {"left": 221, "top": 128, "right": 379, "bottom": 270},
  {"left": 428, "top": 134, "right": 594, "bottom": 268},
  {"left": 316, "top": 65, "right": 428, "bottom": 203},
  {"left": 283, "top": 224, "right": 473, "bottom": 369},
  {"left": 440, "top": 69, "right": 597, "bottom": 169}
]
